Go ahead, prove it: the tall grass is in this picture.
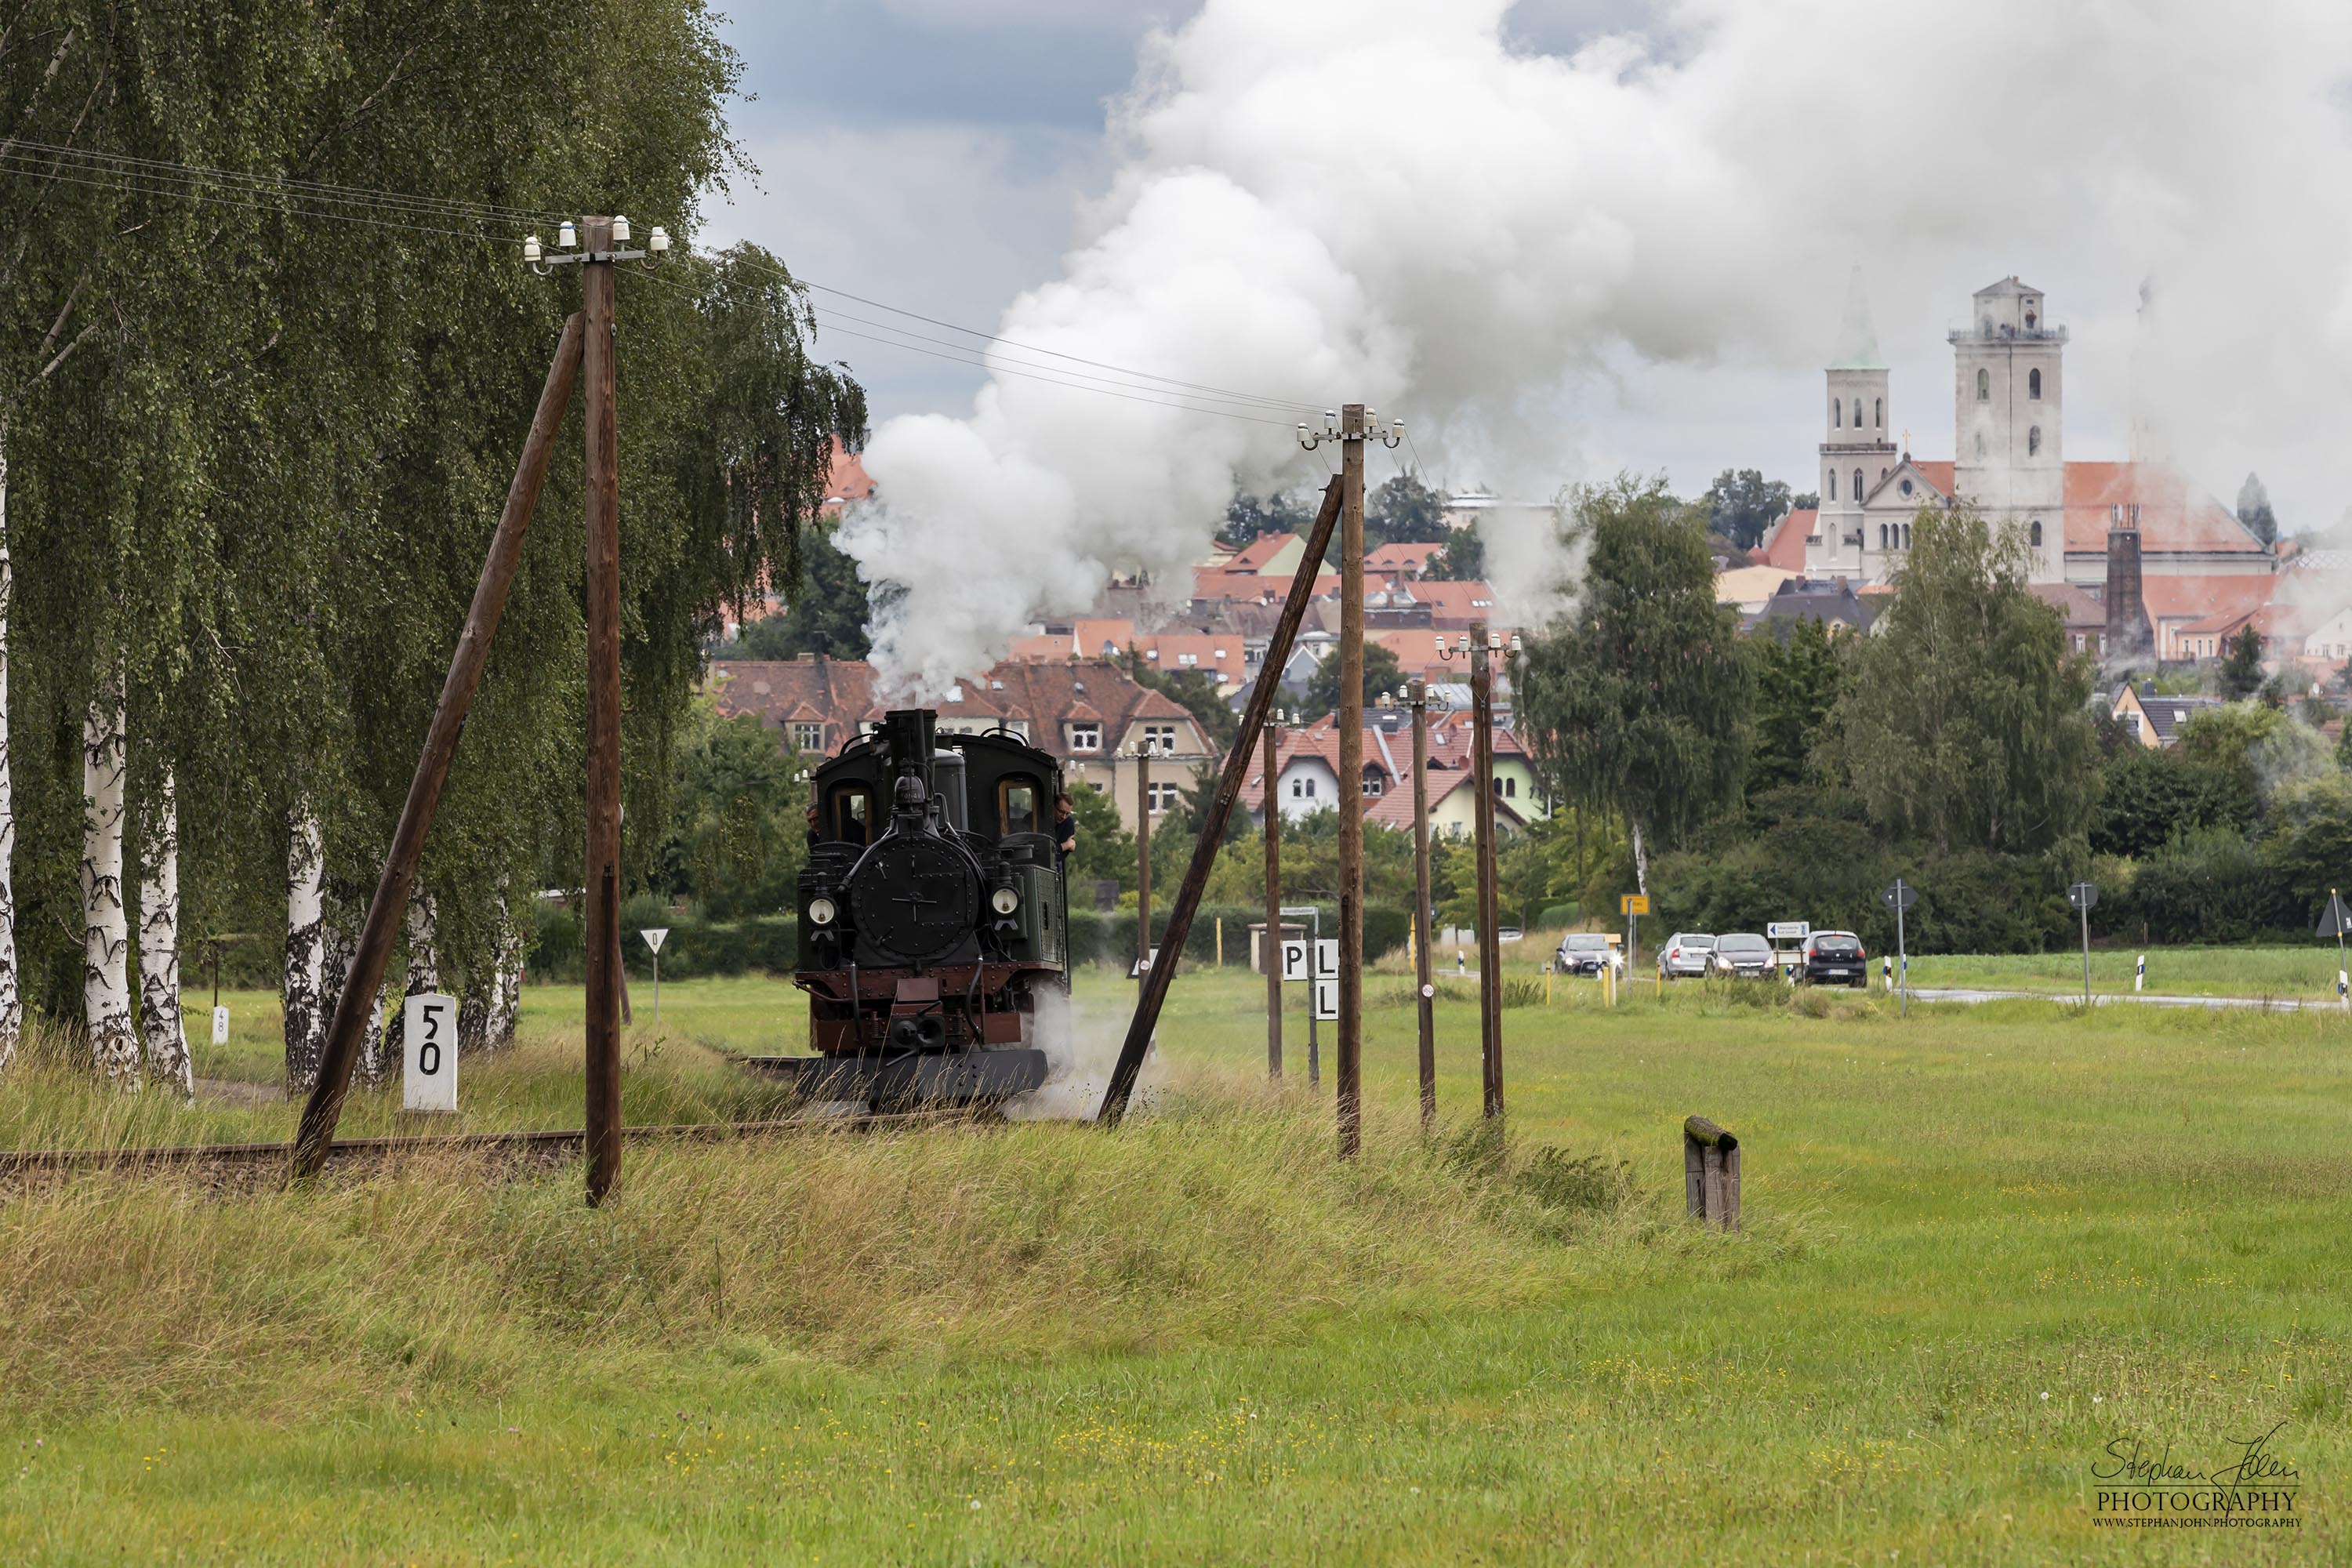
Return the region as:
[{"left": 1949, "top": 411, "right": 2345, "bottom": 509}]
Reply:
[{"left": 0, "top": 1078, "right": 1727, "bottom": 1423}]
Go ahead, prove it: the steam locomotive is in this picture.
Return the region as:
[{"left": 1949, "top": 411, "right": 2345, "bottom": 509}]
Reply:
[{"left": 744, "top": 707, "right": 1066, "bottom": 1107}]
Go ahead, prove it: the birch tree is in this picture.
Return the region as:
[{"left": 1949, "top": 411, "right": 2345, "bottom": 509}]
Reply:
[
  {"left": 135, "top": 768, "right": 190, "bottom": 1094},
  {"left": 281, "top": 809, "right": 328, "bottom": 1092},
  {"left": 80, "top": 671, "right": 134, "bottom": 1083}
]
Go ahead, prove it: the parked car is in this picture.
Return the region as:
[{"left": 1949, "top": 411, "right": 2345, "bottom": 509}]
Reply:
[
  {"left": 1553, "top": 932, "right": 1624, "bottom": 976},
  {"left": 1657, "top": 932, "right": 1716, "bottom": 980},
  {"left": 1710, "top": 932, "right": 1775, "bottom": 978},
  {"left": 1800, "top": 930, "right": 1870, "bottom": 988}
]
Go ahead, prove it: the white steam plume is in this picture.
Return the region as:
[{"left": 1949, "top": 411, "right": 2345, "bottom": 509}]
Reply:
[{"left": 840, "top": 0, "right": 2352, "bottom": 693}]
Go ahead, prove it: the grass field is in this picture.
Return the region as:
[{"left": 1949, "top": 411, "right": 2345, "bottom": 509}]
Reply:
[{"left": 2, "top": 962, "right": 2346, "bottom": 1563}]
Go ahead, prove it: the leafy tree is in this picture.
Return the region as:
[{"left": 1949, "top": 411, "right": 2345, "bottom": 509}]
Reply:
[
  {"left": 1424, "top": 527, "right": 1485, "bottom": 581},
  {"left": 656, "top": 706, "right": 807, "bottom": 920},
  {"left": 1365, "top": 473, "right": 1450, "bottom": 549},
  {"left": 1064, "top": 781, "right": 1136, "bottom": 898},
  {"left": 2260, "top": 774, "right": 2352, "bottom": 923},
  {"left": 732, "top": 524, "right": 872, "bottom": 660},
  {"left": 1701, "top": 468, "right": 1795, "bottom": 551},
  {"left": 2175, "top": 702, "right": 2331, "bottom": 812},
  {"left": 1791, "top": 490, "right": 1820, "bottom": 510},
  {"left": 1301, "top": 640, "right": 1405, "bottom": 721},
  {"left": 1746, "top": 616, "right": 1844, "bottom": 794},
  {"left": 2089, "top": 744, "right": 2256, "bottom": 858},
  {"left": 1220, "top": 489, "right": 1311, "bottom": 547},
  {"left": 2237, "top": 472, "right": 2278, "bottom": 546},
  {"left": 1516, "top": 476, "right": 1753, "bottom": 891},
  {"left": 1825, "top": 506, "right": 2096, "bottom": 854},
  {"left": 2219, "top": 623, "right": 2265, "bottom": 699}
]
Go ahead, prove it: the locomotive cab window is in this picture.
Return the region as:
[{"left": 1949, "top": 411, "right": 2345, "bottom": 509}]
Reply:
[
  {"left": 833, "top": 786, "right": 873, "bottom": 846},
  {"left": 999, "top": 778, "right": 1040, "bottom": 836}
]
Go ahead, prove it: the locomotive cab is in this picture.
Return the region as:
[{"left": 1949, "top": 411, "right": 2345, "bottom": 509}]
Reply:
[{"left": 747, "top": 707, "right": 1068, "bottom": 1109}]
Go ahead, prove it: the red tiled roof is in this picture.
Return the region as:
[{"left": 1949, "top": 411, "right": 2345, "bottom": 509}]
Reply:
[
  {"left": 1757, "top": 510, "right": 1816, "bottom": 571},
  {"left": 1367, "top": 542, "right": 1444, "bottom": 575},
  {"left": 1224, "top": 532, "right": 1299, "bottom": 572},
  {"left": 2026, "top": 582, "right": 2104, "bottom": 629},
  {"left": 707, "top": 656, "right": 1204, "bottom": 763},
  {"left": 2140, "top": 575, "right": 2278, "bottom": 626},
  {"left": 2060, "top": 463, "right": 2267, "bottom": 555},
  {"left": 1910, "top": 462, "right": 1956, "bottom": 495}
]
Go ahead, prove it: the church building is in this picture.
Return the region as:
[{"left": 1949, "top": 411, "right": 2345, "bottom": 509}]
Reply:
[{"left": 1773, "top": 274, "right": 2276, "bottom": 653}]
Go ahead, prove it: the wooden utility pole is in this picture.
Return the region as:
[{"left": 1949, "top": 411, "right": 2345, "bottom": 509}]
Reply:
[
  {"left": 1134, "top": 738, "right": 1153, "bottom": 978},
  {"left": 1471, "top": 629, "right": 1504, "bottom": 1120},
  {"left": 1262, "top": 712, "right": 1283, "bottom": 1080},
  {"left": 1099, "top": 478, "right": 1342, "bottom": 1125},
  {"left": 1334, "top": 403, "right": 1367, "bottom": 1161},
  {"left": 1410, "top": 679, "right": 1435, "bottom": 1129},
  {"left": 582, "top": 216, "right": 623, "bottom": 1207},
  {"left": 289, "top": 315, "right": 584, "bottom": 1178}
]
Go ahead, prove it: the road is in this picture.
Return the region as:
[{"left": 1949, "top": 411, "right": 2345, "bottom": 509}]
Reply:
[{"left": 1905, "top": 985, "right": 2338, "bottom": 1013}]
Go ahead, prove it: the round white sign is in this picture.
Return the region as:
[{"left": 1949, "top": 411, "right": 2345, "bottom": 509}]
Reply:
[{"left": 1420, "top": 983, "right": 1435, "bottom": 998}]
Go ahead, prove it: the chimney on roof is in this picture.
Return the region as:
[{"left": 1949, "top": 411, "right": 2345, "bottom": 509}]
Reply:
[{"left": 2104, "top": 514, "right": 2153, "bottom": 662}]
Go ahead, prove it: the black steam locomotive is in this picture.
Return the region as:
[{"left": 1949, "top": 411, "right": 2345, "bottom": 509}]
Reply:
[{"left": 745, "top": 708, "right": 1066, "bottom": 1107}]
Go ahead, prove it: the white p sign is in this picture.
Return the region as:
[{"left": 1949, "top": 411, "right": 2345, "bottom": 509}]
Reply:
[
  {"left": 1279, "top": 938, "right": 1309, "bottom": 983},
  {"left": 402, "top": 992, "right": 458, "bottom": 1112}
]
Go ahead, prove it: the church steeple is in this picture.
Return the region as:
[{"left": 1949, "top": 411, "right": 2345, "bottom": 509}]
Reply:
[{"left": 1817, "top": 266, "right": 1896, "bottom": 564}]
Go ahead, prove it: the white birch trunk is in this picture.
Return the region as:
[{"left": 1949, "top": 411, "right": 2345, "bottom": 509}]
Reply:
[
  {"left": 283, "top": 808, "right": 328, "bottom": 1091},
  {"left": 0, "top": 423, "right": 21, "bottom": 1072},
  {"left": 136, "top": 767, "right": 191, "bottom": 1097},
  {"left": 1630, "top": 818, "right": 1650, "bottom": 898},
  {"left": 320, "top": 913, "right": 388, "bottom": 1087},
  {"left": 492, "top": 891, "right": 524, "bottom": 1049},
  {"left": 82, "top": 675, "right": 136, "bottom": 1085},
  {"left": 379, "top": 892, "right": 436, "bottom": 1074}
]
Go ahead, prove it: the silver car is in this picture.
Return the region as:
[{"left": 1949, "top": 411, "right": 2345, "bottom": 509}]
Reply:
[
  {"left": 1657, "top": 932, "right": 1715, "bottom": 979},
  {"left": 1710, "top": 932, "right": 1775, "bottom": 978}
]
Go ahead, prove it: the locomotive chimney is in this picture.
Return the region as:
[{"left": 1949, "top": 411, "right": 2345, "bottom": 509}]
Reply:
[{"left": 879, "top": 708, "right": 939, "bottom": 787}]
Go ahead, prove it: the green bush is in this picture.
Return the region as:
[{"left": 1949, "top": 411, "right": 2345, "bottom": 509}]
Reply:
[{"left": 1537, "top": 902, "right": 1580, "bottom": 928}]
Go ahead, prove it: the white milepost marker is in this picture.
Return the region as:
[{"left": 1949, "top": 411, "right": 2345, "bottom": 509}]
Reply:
[
  {"left": 402, "top": 992, "right": 458, "bottom": 1112},
  {"left": 642, "top": 927, "right": 669, "bottom": 1023},
  {"left": 211, "top": 1006, "right": 230, "bottom": 1046},
  {"left": 2136, "top": 953, "right": 2145, "bottom": 993}
]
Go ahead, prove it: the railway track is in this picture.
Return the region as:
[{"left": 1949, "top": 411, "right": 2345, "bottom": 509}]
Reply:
[{"left": 0, "top": 1107, "right": 963, "bottom": 1178}]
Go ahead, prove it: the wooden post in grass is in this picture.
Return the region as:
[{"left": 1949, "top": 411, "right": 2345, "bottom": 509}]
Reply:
[
  {"left": 1684, "top": 1116, "right": 1740, "bottom": 1231},
  {"left": 1098, "top": 477, "right": 1343, "bottom": 1125},
  {"left": 1262, "top": 711, "right": 1283, "bottom": 1080},
  {"left": 582, "top": 218, "right": 625, "bottom": 1207},
  {"left": 290, "top": 314, "right": 584, "bottom": 1180}
]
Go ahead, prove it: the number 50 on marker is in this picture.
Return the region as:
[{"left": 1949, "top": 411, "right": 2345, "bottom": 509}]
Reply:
[{"left": 403, "top": 992, "right": 458, "bottom": 1112}]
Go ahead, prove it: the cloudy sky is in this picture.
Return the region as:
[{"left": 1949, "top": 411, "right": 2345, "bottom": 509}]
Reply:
[{"left": 707, "top": 1, "right": 2352, "bottom": 689}]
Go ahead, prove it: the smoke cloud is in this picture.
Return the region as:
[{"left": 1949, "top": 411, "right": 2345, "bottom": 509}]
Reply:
[{"left": 838, "top": 0, "right": 2352, "bottom": 692}]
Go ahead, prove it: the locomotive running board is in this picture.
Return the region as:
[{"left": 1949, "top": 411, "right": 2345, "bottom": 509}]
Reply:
[{"left": 739, "top": 1048, "right": 1049, "bottom": 1108}]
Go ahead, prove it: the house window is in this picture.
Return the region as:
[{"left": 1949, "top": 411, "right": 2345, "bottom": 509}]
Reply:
[
  {"left": 1147, "top": 781, "right": 1181, "bottom": 814},
  {"left": 1976, "top": 368, "right": 1990, "bottom": 401},
  {"left": 1878, "top": 523, "right": 1889, "bottom": 550},
  {"left": 1143, "top": 723, "right": 1178, "bottom": 753},
  {"left": 2027, "top": 425, "right": 2042, "bottom": 456},
  {"left": 1177, "top": 652, "right": 1198, "bottom": 667},
  {"left": 1833, "top": 398, "right": 1842, "bottom": 428},
  {"left": 1875, "top": 397, "right": 1882, "bottom": 427},
  {"left": 1362, "top": 771, "right": 1382, "bottom": 797},
  {"left": 1853, "top": 398, "right": 1863, "bottom": 428},
  {"left": 1293, "top": 776, "right": 1316, "bottom": 800},
  {"left": 1828, "top": 471, "right": 1838, "bottom": 501},
  {"left": 1853, "top": 468, "right": 1864, "bottom": 503},
  {"left": 1068, "top": 722, "right": 1100, "bottom": 753},
  {"left": 1903, "top": 523, "right": 1913, "bottom": 549},
  {"left": 792, "top": 722, "right": 823, "bottom": 752},
  {"left": 1491, "top": 776, "right": 1517, "bottom": 798},
  {"left": 2029, "top": 520, "right": 2043, "bottom": 546},
  {"left": 2029, "top": 368, "right": 2042, "bottom": 399},
  {"left": 1900, "top": 478, "right": 1913, "bottom": 496}
]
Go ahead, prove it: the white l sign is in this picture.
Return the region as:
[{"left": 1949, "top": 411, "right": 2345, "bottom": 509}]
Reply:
[
  {"left": 402, "top": 992, "right": 459, "bottom": 1112},
  {"left": 1280, "top": 938, "right": 1309, "bottom": 983},
  {"left": 1314, "top": 938, "right": 1340, "bottom": 979},
  {"left": 641, "top": 927, "right": 669, "bottom": 953},
  {"left": 210, "top": 1006, "right": 230, "bottom": 1046},
  {"left": 1312, "top": 978, "right": 1340, "bottom": 1022}
]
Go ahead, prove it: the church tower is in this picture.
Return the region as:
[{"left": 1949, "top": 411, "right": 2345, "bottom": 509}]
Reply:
[
  {"left": 1811, "top": 266, "right": 1898, "bottom": 579},
  {"left": 1951, "top": 276, "right": 2065, "bottom": 576}
]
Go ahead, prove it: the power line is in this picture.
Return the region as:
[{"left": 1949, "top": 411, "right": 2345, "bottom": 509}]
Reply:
[
  {"left": 0, "top": 155, "right": 512, "bottom": 242},
  {"left": 0, "top": 138, "right": 570, "bottom": 223}
]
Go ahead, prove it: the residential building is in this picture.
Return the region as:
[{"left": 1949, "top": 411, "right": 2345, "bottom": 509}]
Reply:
[
  {"left": 708, "top": 655, "right": 1211, "bottom": 833},
  {"left": 1246, "top": 711, "right": 1539, "bottom": 835},
  {"left": 2110, "top": 683, "right": 2221, "bottom": 749}
]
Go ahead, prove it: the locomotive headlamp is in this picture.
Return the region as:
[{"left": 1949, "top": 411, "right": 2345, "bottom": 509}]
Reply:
[
  {"left": 990, "top": 887, "right": 1019, "bottom": 916},
  {"left": 808, "top": 896, "right": 837, "bottom": 926}
]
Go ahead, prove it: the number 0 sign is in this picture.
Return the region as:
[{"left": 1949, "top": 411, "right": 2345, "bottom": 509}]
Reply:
[{"left": 403, "top": 992, "right": 459, "bottom": 1112}]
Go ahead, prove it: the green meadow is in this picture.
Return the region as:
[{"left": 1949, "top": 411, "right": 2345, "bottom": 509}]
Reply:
[{"left": 0, "top": 963, "right": 2343, "bottom": 1563}]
